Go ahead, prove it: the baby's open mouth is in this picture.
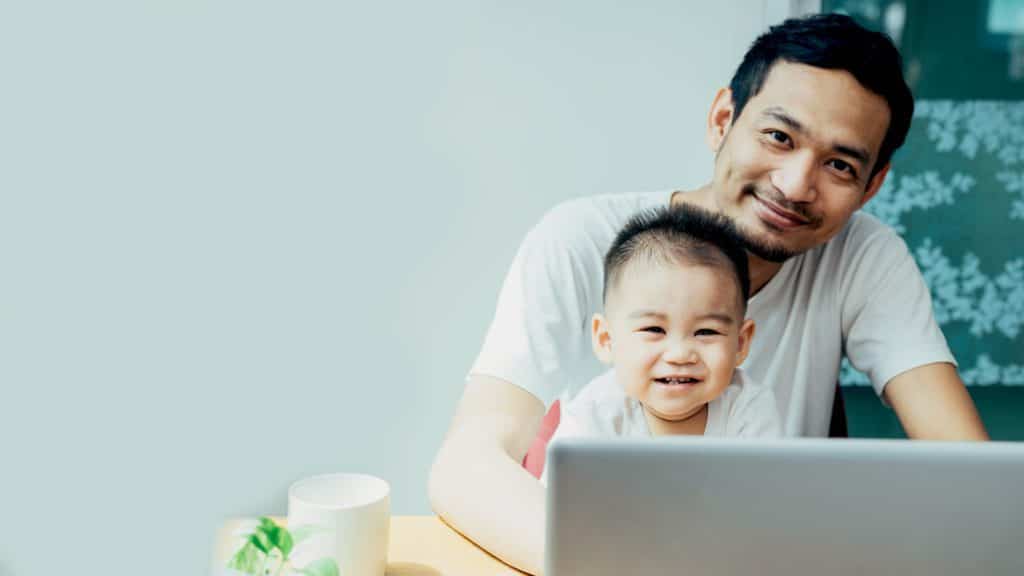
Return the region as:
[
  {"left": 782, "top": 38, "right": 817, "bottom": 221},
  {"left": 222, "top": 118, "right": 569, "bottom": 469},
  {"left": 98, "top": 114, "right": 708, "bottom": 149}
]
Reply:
[{"left": 655, "top": 377, "right": 700, "bottom": 385}]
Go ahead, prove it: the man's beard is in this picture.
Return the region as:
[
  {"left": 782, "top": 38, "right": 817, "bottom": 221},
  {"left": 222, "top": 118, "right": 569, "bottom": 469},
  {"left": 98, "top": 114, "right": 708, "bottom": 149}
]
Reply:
[
  {"left": 732, "top": 223, "right": 797, "bottom": 263},
  {"left": 727, "top": 183, "right": 815, "bottom": 263}
]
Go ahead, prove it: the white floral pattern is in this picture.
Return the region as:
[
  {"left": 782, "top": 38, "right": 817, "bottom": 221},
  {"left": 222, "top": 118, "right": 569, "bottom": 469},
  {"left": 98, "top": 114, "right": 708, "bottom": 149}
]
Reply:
[
  {"left": 995, "top": 171, "right": 1024, "bottom": 220},
  {"left": 864, "top": 171, "right": 975, "bottom": 234},
  {"left": 913, "top": 239, "right": 1024, "bottom": 339},
  {"left": 842, "top": 100, "right": 1024, "bottom": 387},
  {"left": 842, "top": 355, "right": 1024, "bottom": 387},
  {"left": 917, "top": 101, "right": 1024, "bottom": 165}
]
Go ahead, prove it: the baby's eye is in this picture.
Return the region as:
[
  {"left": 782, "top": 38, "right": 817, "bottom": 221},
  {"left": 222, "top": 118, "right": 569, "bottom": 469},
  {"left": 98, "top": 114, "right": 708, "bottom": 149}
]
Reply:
[
  {"left": 640, "top": 326, "right": 665, "bottom": 334},
  {"left": 695, "top": 328, "right": 722, "bottom": 336}
]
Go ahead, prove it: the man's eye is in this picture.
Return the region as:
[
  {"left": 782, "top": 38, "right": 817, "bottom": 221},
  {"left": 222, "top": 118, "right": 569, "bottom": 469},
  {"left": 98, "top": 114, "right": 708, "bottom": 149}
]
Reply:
[
  {"left": 695, "top": 328, "right": 722, "bottom": 336},
  {"left": 640, "top": 326, "right": 665, "bottom": 334},
  {"left": 827, "top": 158, "right": 857, "bottom": 178},
  {"left": 766, "top": 130, "right": 791, "bottom": 146}
]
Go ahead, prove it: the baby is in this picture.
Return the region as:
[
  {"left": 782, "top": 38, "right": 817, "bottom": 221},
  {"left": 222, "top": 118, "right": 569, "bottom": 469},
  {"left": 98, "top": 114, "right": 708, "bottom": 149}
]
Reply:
[{"left": 545, "top": 203, "right": 780, "bottom": 458}]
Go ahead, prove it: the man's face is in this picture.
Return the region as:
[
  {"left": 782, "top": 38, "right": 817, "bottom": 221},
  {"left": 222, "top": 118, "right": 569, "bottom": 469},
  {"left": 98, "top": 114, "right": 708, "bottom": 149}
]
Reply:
[
  {"left": 592, "top": 259, "right": 754, "bottom": 424},
  {"left": 707, "top": 62, "right": 892, "bottom": 261}
]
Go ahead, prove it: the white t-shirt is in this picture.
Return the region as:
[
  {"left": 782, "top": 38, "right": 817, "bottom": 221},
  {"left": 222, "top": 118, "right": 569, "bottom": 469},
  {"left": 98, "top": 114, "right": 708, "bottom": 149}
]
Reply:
[
  {"left": 470, "top": 191, "right": 956, "bottom": 437},
  {"left": 539, "top": 367, "right": 781, "bottom": 484},
  {"left": 556, "top": 367, "right": 780, "bottom": 439}
]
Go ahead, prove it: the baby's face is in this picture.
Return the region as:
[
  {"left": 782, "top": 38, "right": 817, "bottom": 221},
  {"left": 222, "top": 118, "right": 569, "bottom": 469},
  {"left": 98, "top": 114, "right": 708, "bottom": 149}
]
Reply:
[{"left": 595, "top": 259, "right": 752, "bottom": 423}]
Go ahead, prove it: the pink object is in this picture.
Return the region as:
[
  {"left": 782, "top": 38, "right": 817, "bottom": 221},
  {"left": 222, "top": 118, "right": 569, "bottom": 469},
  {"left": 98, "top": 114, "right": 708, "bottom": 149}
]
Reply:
[{"left": 522, "top": 400, "right": 561, "bottom": 478}]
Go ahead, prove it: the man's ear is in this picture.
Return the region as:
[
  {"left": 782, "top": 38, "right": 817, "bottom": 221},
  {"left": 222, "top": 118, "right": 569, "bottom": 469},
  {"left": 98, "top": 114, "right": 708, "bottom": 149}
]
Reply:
[
  {"left": 707, "top": 87, "right": 736, "bottom": 153},
  {"left": 735, "top": 318, "right": 756, "bottom": 366},
  {"left": 860, "top": 162, "right": 891, "bottom": 208},
  {"left": 591, "top": 313, "right": 614, "bottom": 365}
]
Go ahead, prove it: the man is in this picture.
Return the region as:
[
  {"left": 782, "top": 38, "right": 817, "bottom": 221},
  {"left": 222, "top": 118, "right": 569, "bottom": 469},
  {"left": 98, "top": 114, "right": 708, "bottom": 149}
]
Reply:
[{"left": 429, "top": 13, "right": 989, "bottom": 575}]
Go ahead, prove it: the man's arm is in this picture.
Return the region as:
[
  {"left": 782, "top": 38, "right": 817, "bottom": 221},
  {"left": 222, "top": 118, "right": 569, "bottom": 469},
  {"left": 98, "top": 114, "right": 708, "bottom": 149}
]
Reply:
[
  {"left": 429, "top": 374, "right": 547, "bottom": 575},
  {"left": 883, "top": 362, "right": 989, "bottom": 440}
]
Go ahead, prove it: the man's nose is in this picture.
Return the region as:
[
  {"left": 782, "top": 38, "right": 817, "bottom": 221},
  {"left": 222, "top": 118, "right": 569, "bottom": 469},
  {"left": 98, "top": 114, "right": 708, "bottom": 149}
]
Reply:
[{"left": 770, "top": 151, "right": 818, "bottom": 203}]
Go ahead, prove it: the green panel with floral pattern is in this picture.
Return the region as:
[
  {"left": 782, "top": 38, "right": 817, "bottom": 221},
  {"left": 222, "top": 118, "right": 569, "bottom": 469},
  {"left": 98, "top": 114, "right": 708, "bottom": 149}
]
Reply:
[{"left": 823, "top": 0, "right": 1023, "bottom": 388}]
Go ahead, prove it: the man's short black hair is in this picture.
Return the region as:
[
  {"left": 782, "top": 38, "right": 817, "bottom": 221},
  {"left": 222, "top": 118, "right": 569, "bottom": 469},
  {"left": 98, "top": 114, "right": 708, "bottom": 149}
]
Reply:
[
  {"left": 604, "top": 204, "right": 751, "bottom": 313},
  {"left": 728, "top": 12, "right": 913, "bottom": 178}
]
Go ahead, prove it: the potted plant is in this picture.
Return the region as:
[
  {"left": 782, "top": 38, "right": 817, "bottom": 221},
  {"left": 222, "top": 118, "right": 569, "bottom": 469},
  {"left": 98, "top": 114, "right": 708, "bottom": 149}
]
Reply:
[{"left": 226, "top": 517, "right": 339, "bottom": 576}]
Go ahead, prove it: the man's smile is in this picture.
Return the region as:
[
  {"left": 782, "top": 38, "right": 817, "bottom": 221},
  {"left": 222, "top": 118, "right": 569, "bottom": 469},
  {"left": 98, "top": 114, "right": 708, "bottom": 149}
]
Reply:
[{"left": 749, "top": 189, "right": 814, "bottom": 231}]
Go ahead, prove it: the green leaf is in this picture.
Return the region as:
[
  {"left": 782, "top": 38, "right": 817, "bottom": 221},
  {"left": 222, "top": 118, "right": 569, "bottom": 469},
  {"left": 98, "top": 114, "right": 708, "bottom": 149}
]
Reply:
[
  {"left": 290, "top": 525, "right": 332, "bottom": 545},
  {"left": 227, "top": 541, "right": 264, "bottom": 574},
  {"left": 253, "top": 517, "right": 294, "bottom": 558},
  {"left": 298, "top": 558, "right": 340, "bottom": 576},
  {"left": 270, "top": 525, "right": 294, "bottom": 558},
  {"left": 249, "top": 530, "right": 273, "bottom": 554}
]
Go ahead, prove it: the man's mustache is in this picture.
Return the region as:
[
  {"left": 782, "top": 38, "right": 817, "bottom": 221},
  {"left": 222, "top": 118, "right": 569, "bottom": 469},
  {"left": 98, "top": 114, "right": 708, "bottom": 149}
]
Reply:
[{"left": 741, "top": 183, "right": 820, "bottom": 226}]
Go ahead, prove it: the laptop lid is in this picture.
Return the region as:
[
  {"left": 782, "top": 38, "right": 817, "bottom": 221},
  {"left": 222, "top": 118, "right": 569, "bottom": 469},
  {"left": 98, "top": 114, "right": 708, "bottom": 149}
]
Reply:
[{"left": 545, "top": 437, "right": 1024, "bottom": 576}]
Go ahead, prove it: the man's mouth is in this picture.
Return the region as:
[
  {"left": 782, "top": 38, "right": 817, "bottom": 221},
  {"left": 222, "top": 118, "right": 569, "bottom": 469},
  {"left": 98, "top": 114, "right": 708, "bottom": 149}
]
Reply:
[
  {"left": 751, "top": 193, "right": 812, "bottom": 230},
  {"left": 741, "top": 184, "right": 815, "bottom": 230}
]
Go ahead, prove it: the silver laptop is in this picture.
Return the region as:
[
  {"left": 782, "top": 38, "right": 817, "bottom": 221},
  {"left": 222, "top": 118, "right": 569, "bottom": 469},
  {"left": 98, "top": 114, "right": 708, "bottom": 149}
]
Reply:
[{"left": 545, "top": 437, "right": 1024, "bottom": 576}]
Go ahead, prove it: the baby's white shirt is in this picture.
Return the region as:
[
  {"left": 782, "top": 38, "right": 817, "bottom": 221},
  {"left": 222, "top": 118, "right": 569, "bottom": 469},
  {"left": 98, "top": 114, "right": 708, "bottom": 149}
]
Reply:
[{"left": 541, "top": 367, "right": 781, "bottom": 484}]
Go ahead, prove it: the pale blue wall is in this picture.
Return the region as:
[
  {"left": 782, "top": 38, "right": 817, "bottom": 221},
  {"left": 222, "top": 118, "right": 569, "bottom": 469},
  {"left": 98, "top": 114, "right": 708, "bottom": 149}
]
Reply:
[{"left": 0, "top": 2, "right": 785, "bottom": 575}]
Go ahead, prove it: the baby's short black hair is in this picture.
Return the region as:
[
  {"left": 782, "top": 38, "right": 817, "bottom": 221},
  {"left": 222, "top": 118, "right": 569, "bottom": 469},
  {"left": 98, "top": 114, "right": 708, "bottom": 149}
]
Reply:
[{"left": 604, "top": 203, "right": 750, "bottom": 312}]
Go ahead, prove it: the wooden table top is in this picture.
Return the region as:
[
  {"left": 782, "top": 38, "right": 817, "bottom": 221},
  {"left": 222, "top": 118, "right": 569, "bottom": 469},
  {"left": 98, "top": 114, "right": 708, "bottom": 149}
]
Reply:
[{"left": 212, "top": 515, "right": 527, "bottom": 576}]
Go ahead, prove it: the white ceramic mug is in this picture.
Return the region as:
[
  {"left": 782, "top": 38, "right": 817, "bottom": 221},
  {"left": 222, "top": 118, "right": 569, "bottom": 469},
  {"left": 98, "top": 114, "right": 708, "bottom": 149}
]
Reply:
[{"left": 287, "top": 473, "right": 390, "bottom": 576}]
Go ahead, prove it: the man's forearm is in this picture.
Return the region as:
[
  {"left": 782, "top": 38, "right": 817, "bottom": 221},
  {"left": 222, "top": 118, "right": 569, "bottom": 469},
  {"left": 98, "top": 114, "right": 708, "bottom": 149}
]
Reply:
[
  {"left": 429, "top": 418, "right": 546, "bottom": 575},
  {"left": 884, "top": 362, "right": 989, "bottom": 440}
]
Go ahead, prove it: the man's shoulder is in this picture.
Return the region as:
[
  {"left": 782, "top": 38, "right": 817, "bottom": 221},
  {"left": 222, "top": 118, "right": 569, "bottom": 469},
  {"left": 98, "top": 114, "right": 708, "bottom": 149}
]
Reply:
[
  {"left": 548, "top": 190, "right": 672, "bottom": 215},
  {"left": 793, "top": 210, "right": 907, "bottom": 274},
  {"left": 532, "top": 191, "right": 672, "bottom": 239},
  {"left": 519, "top": 191, "right": 673, "bottom": 274},
  {"left": 826, "top": 211, "right": 904, "bottom": 254}
]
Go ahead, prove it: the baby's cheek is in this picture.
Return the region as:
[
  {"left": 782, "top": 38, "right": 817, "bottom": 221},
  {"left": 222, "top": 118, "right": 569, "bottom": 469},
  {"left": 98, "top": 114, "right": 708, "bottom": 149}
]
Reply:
[{"left": 707, "top": 347, "right": 739, "bottom": 374}]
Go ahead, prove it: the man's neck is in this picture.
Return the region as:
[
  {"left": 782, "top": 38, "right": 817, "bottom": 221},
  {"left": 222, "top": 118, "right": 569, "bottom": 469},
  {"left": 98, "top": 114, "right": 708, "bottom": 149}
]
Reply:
[
  {"left": 746, "top": 252, "right": 784, "bottom": 295},
  {"left": 671, "top": 187, "right": 784, "bottom": 296}
]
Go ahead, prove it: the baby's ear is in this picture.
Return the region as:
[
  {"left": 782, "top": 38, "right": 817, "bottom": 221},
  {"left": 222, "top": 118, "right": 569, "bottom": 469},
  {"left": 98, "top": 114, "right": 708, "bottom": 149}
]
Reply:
[
  {"left": 591, "top": 313, "right": 614, "bottom": 364},
  {"left": 735, "top": 318, "right": 756, "bottom": 366}
]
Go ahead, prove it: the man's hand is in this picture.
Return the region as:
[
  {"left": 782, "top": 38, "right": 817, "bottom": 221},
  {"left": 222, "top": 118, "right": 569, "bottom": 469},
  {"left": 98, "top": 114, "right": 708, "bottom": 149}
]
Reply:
[{"left": 883, "top": 362, "right": 989, "bottom": 440}]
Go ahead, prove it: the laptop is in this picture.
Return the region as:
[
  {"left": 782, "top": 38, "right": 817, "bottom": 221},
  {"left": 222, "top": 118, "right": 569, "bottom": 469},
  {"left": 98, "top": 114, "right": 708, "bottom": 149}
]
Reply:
[{"left": 545, "top": 437, "right": 1024, "bottom": 576}]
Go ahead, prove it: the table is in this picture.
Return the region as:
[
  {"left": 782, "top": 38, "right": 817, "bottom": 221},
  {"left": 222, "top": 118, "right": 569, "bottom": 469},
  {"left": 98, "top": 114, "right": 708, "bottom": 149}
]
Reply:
[{"left": 212, "top": 516, "right": 527, "bottom": 576}]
